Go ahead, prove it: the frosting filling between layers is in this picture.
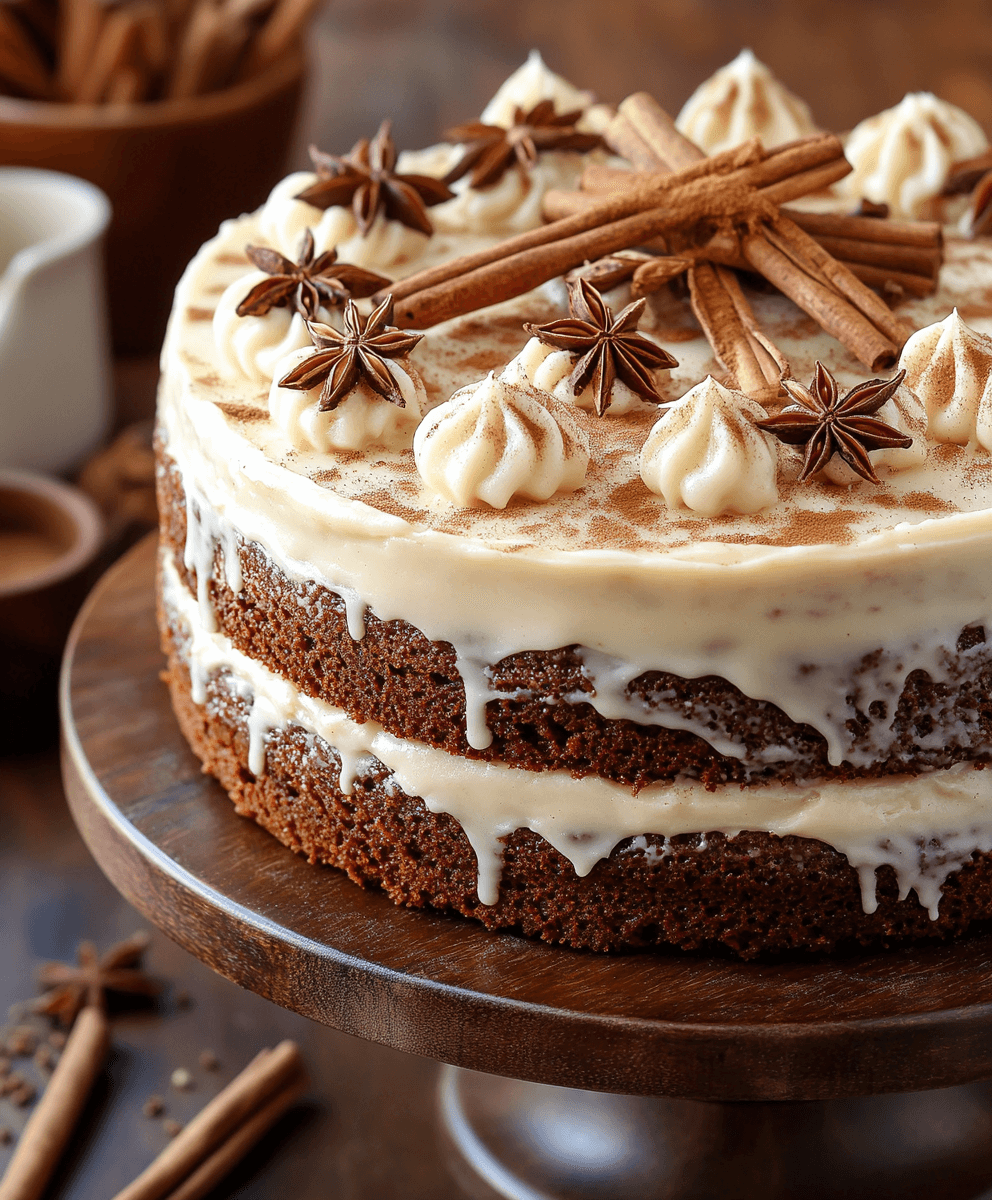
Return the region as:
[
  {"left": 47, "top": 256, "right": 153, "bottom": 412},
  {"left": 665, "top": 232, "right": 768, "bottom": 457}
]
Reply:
[{"left": 162, "top": 547, "right": 992, "bottom": 917}]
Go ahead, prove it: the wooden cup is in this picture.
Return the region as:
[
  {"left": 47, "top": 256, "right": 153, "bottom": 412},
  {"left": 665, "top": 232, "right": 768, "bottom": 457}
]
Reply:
[{"left": 0, "top": 45, "right": 305, "bottom": 354}]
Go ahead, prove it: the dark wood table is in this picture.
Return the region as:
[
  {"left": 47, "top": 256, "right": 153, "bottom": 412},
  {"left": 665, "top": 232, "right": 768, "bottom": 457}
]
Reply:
[{"left": 50, "top": 535, "right": 992, "bottom": 1198}]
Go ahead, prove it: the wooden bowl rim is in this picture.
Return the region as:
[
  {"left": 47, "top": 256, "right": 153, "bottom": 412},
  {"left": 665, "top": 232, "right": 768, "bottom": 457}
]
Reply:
[{"left": 0, "top": 43, "right": 305, "bottom": 132}]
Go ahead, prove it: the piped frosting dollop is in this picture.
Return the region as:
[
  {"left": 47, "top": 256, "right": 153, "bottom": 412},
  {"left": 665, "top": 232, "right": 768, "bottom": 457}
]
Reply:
[
  {"left": 413, "top": 371, "right": 589, "bottom": 508},
  {"left": 639, "top": 377, "right": 779, "bottom": 515},
  {"left": 214, "top": 270, "right": 327, "bottom": 382},
  {"left": 256, "top": 171, "right": 429, "bottom": 268},
  {"left": 842, "top": 93, "right": 989, "bottom": 219},
  {"left": 268, "top": 346, "right": 425, "bottom": 453},
  {"left": 899, "top": 309, "right": 992, "bottom": 447},
  {"left": 675, "top": 49, "right": 817, "bottom": 155},
  {"left": 505, "top": 335, "right": 670, "bottom": 414},
  {"left": 479, "top": 49, "right": 596, "bottom": 130}
]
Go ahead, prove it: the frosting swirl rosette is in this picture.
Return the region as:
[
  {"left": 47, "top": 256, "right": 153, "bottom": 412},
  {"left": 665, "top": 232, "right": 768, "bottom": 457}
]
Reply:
[
  {"left": 675, "top": 49, "right": 818, "bottom": 155},
  {"left": 639, "top": 377, "right": 779, "bottom": 515},
  {"left": 413, "top": 371, "right": 589, "bottom": 508},
  {"left": 899, "top": 310, "right": 992, "bottom": 448},
  {"left": 842, "top": 93, "right": 989, "bottom": 219}
]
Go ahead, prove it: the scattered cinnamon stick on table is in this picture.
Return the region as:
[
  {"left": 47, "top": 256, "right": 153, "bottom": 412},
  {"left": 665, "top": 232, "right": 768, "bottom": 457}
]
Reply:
[
  {"left": 112, "top": 1039, "right": 307, "bottom": 1200},
  {"left": 0, "top": 1005, "right": 110, "bottom": 1200}
]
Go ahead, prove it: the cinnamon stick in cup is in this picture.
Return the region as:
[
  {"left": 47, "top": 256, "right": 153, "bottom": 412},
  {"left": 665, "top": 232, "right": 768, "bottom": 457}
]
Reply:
[{"left": 0, "top": 1006, "right": 110, "bottom": 1200}]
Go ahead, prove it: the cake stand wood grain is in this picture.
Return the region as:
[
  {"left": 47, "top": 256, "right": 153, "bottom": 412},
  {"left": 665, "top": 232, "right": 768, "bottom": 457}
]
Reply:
[{"left": 58, "top": 535, "right": 992, "bottom": 1199}]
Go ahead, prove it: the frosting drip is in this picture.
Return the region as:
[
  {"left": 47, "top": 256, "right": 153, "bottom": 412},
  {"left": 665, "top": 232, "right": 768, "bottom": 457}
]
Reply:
[
  {"left": 842, "top": 93, "right": 990, "bottom": 219},
  {"left": 413, "top": 370, "right": 589, "bottom": 509},
  {"left": 900, "top": 310, "right": 992, "bottom": 448},
  {"left": 162, "top": 548, "right": 992, "bottom": 918},
  {"left": 639, "top": 377, "right": 780, "bottom": 515},
  {"left": 675, "top": 49, "right": 818, "bottom": 155},
  {"left": 269, "top": 346, "right": 425, "bottom": 453}
]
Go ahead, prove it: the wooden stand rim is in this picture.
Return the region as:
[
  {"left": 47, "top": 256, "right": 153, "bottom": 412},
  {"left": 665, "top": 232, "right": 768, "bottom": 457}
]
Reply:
[{"left": 59, "top": 536, "right": 992, "bottom": 1101}]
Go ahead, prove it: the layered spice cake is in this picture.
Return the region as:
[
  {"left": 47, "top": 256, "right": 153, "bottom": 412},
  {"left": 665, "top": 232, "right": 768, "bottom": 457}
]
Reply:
[{"left": 156, "top": 52, "right": 992, "bottom": 957}]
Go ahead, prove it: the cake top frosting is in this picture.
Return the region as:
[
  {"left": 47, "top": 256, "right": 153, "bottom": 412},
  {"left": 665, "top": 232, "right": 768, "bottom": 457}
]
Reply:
[{"left": 162, "top": 53, "right": 992, "bottom": 564}]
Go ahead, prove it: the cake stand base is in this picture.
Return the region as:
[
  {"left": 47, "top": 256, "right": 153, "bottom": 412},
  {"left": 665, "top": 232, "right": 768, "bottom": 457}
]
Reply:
[{"left": 440, "top": 1067, "right": 992, "bottom": 1200}]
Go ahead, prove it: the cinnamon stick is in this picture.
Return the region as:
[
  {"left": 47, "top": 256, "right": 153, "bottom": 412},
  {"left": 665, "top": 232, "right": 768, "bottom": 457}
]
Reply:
[
  {"left": 0, "top": 8, "right": 53, "bottom": 98},
  {"left": 616, "top": 91, "right": 703, "bottom": 170},
  {"left": 602, "top": 112, "right": 663, "bottom": 171},
  {"left": 0, "top": 1006, "right": 109, "bottom": 1200},
  {"left": 112, "top": 1040, "right": 304, "bottom": 1200},
  {"left": 75, "top": 6, "right": 144, "bottom": 103},
  {"left": 58, "top": 0, "right": 107, "bottom": 98},
  {"left": 842, "top": 261, "right": 937, "bottom": 298},
  {"left": 238, "top": 0, "right": 317, "bottom": 77},
  {"left": 741, "top": 228, "right": 899, "bottom": 371},
  {"left": 781, "top": 208, "right": 943, "bottom": 250},
  {"left": 687, "top": 262, "right": 784, "bottom": 400},
  {"left": 161, "top": 1076, "right": 306, "bottom": 1200},
  {"left": 167, "top": 0, "right": 223, "bottom": 99},
  {"left": 766, "top": 215, "right": 913, "bottom": 348},
  {"left": 804, "top": 232, "right": 940, "bottom": 279}
]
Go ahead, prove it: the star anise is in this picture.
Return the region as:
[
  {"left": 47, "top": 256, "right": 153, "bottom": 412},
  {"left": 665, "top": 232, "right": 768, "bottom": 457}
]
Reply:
[
  {"left": 443, "top": 100, "right": 602, "bottom": 190},
  {"left": 295, "top": 121, "right": 454, "bottom": 236},
  {"left": 237, "top": 229, "right": 391, "bottom": 321},
  {"left": 278, "top": 295, "right": 423, "bottom": 412},
  {"left": 34, "top": 933, "right": 161, "bottom": 1026},
  {"left": 523, "top": 277, "right": 678, "bottom": 416},
  {"left": 757, "top": 362, "right": 912, "bottom": 483}
]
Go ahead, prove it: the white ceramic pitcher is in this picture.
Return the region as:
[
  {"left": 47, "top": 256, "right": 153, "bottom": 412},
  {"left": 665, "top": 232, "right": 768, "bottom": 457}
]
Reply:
[{"left": 0, "top": 168, "right": 112, "bottom": 473}]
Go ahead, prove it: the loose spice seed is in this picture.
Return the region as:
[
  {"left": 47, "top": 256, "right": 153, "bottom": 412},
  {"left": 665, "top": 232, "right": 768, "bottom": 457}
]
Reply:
[
  {"left": 171, "top": 1067, "right": 193, "bottom": 1090},
  {"left": 162, "top": 1118, "right": 183, "bottom": 1138},
  {"left": 6, "top": 1027, "right": 37, "bottom": 1056},
  {"left": 0, "top": 1073, "right": 24, "bottom": 1095},
  {"left": 198, "top": 1049, "right": 220, "bottom": 1071},
  {"left": 143, "top": 1095, "right": 165, "bottom": 1117},
  {"left": 0, "top": 1056, "right": 10, "bottom": 1076},
  {"left": 11, "top": 1083, "right": 36, "bottom": 1106},
  {"left": 48, "top": 1031, "right": 67, "bottom": 1050},
  {"left": 0, "top": 1127, "right": 12, "bottom": 1144},
  {"left": 34, "top": 1046, "right": 55, "bottom": 1071}
]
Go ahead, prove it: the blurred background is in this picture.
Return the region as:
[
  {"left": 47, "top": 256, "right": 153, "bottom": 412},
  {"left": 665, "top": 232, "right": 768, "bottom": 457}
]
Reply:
[{"left": 303, "top": 0, "right": 992, "bottom": 158}]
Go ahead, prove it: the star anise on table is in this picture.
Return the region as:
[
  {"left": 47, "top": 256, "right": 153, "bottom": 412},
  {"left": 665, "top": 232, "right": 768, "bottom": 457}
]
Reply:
[
  {"left": 278, "top": 295, "right": 423, "bottom": 412},
  {"left": 757, "top": 362, "right": 912, "bottom": 483},
  {"left": 295, "top": 120, "right": 454, "bottom": 236},
  {"left": 443, "top": 100, "right": 602, "bottom": 190},
  {"left": 34, "top": 933, "right": 161, "bottom": 1026},
  {"left": 237, "top": 229, "right": 391, "bottom": 321},
  {"left": 523, "top": 277, "right": 678, "bottom": 416}
]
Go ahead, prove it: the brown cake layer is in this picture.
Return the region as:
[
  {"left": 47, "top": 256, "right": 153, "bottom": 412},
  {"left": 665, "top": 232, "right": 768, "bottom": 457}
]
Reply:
[
  {"left": 158, "top": 448, "right": 992, "bottom": 790},
  {"left": 160, "top": 613, "right": 992, "bottom": 958}
]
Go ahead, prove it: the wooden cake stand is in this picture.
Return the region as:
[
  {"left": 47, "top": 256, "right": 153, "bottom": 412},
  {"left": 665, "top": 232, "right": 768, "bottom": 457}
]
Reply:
[{"left": 61, "top": 536, "right": 992, "bottom": 1199}]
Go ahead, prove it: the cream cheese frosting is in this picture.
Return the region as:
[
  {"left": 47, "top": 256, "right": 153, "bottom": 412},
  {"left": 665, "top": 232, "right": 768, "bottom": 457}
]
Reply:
[
  {"left": 161, "top": 211, "right": 992, "bottom": 770},
  {"left": 413, "top": 369, "right": 588, "bottom": 507},
  {"left": 638, "top": 377, "right": 779, "bottom": 515},
  {"left": 162, "top": 548, "right": 992, "bottom": 918},
  {"left": 841, "top": 93, "right": 990, "bottom": 220},
  {"left": 900, "top": 310, "right": 992, "bottom": 448},
  {"left": 675, "top": 50, "right": 818, "bottom": 155}
]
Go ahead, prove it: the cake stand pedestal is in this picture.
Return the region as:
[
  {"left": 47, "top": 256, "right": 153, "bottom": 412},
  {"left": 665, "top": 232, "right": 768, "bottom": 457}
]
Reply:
[{"left": 60, "top": 537, "right": 992, "bottom": 1200}]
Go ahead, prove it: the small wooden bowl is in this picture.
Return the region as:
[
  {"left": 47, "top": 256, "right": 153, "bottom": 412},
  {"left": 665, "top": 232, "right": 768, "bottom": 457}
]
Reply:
[
  {"left": 0, "top": 47, "right": 305, "bottom": 355},
  {"left": 0, "top": 469, "right": 103, "bottom": 748}
]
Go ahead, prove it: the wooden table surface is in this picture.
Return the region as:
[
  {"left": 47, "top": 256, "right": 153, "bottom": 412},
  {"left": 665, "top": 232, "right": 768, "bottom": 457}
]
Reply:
[{"left": 0, "top": 752, "right": 506, "bottom": 1197}]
